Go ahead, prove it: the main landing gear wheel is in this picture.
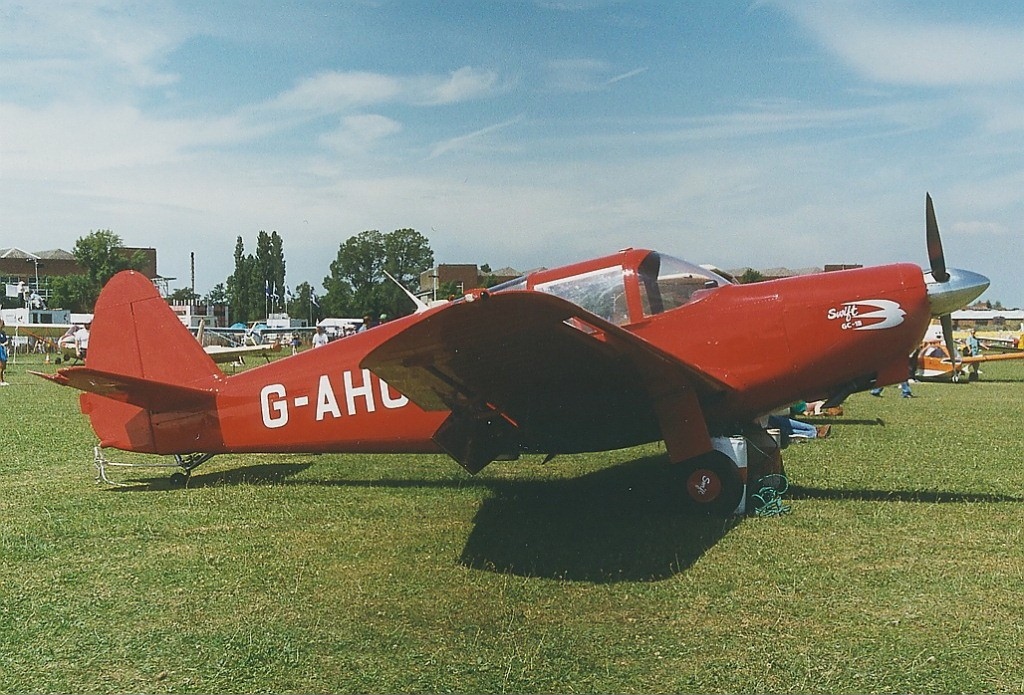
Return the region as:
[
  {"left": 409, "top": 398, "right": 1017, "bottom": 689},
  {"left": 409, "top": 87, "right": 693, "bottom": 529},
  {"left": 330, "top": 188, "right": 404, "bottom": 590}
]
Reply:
[
  {"left": 679, "top": 450, "right": 743, "bottom": 517},
  {"left": 168, "top": 453, "right": 214, "bottom": 487}
]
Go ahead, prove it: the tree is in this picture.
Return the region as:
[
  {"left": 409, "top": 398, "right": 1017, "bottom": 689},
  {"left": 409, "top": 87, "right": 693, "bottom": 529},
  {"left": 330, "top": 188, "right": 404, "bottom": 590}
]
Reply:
[
  {"left": 324, "top": 230, "right": 385, "bottom": 318},
  {"left": 322, "top": 229, "right": 433, "bottom": 319},
  {"left": 49, "top": 230, "right": 148, "bottom": 311},
  {"left": 205, "top": 283, "right": 228, "bottom": 306},
  {"left": 320, "top": 269, "right": 355, "bottom": 318},
  {"left": 438, "top": 280, "right": 462, "bottom": 300},
  {"left": 738, "top": 268, "right": 765, "bottom": 284},
  {"left": 256, "top": 230, "right": 286, "bottom": 311},
  {"left": 48, "top": 274, "right": 95, "bottom": 313},
  {"left": 381, "top": 228, "right": 434, "bottom": 317},
  {"left": 478, "top": 263, "right": 503, "bottom": 288},
  {"left": 291, "top": 281, "right": 317, "bottom": 324},
  {"left": 167, "top": 287, "right": 200, "bottom": 304},
  {"left": 226, "top": 231, "right": 288, "bottom": 323},
  {"left": 227, "top": 236, "right": 256, "bottom": 323}
]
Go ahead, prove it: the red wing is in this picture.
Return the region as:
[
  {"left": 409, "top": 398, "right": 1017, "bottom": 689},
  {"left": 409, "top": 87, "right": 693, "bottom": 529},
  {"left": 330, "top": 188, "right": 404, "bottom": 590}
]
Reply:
[{"left": 361, "top": 291, "right": 731, "bottom": 467}]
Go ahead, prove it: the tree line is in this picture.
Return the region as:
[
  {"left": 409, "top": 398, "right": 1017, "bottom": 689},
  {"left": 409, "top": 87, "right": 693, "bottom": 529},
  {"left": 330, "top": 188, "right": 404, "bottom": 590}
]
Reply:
[{"left": 49, "top": 227, "right": 436, "bottom": 322}]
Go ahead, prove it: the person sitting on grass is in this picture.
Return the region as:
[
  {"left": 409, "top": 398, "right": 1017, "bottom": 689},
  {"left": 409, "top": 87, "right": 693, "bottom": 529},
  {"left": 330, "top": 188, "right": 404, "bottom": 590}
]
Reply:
[{"left": 768, "top": 401, "right": 831, "bottom": 441}]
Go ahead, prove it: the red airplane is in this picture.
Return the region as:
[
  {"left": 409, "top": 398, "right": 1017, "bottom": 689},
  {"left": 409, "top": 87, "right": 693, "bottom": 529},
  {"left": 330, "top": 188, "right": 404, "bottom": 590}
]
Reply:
[{"left": 36, "top": 195, "right": 989, "bottom": 515}]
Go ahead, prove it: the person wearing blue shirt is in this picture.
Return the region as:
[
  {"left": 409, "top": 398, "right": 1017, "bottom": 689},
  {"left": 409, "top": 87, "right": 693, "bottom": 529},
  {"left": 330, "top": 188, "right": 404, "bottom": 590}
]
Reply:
[{"left": 0, "top": 319, "right": 9, "bottom": 386}]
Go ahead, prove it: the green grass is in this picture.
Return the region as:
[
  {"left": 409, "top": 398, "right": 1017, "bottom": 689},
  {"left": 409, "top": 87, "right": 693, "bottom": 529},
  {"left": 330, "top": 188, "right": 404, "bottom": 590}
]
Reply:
[{"left": 3, "top": 353, "right": 1024, "bottom": 693}]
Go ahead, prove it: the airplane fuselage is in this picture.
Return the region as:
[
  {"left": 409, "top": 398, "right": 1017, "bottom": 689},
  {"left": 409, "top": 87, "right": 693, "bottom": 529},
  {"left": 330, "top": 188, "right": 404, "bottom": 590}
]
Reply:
[{"left": 115, "top": 259, "right": 931, "bottom": 457}]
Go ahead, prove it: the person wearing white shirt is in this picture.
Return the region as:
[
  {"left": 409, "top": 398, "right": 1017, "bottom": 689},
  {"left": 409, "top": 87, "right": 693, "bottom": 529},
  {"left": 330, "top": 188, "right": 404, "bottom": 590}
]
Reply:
[
  {"left": 312, "top": 325, "right": 329, "bottom": 348},
  {"left": 74, "top": 323, "right": 91, "bottom": 361}
]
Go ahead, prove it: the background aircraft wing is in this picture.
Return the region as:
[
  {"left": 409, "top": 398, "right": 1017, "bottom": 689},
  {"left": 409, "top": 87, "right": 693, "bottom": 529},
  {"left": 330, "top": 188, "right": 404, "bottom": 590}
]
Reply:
[
  {"left": 961, "top": 351, "right": 1024, "bottom": 365},
  {"left": 362, "top": 291, "right": 732, "bottom": 470},
  {"left": 203, "top": 343, "right": 282, "bottom": 364}
]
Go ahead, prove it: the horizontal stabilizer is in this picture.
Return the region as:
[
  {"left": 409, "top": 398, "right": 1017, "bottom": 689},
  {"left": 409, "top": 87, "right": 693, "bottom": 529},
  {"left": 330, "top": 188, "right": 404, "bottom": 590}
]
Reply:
[{"left": 33, "top": 368, "right": 217, "bottom": 413}]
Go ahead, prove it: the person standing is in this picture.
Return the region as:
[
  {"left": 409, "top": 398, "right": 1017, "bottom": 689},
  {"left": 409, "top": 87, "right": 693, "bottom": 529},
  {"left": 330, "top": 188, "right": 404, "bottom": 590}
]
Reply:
[
  {"left": 74, "top": 322, "right": 91, "bottom": 362},
  {"left": 358, "top": 313, "right": 379, "bottom": 332},
  {"left": 312, "top": 325, "right": 329, "bottom": 348},
  {"left": 870, "top": 381, "right": 913, "bottom": 398},
  {"left": 0, "top": 319, "right": 9, "bottom": 386},
  {"left": 965, "top": 329, "right": 981, "bottom": 381}
]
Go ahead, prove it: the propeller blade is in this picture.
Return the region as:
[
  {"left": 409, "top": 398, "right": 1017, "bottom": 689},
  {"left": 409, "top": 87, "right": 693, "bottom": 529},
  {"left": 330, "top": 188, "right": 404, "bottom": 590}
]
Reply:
[
  {"left": 926, "top": 193, "right": 949, "bottom": 283},
  {"left": 941, "top": 313, "right": 958, "bottom": 366}
]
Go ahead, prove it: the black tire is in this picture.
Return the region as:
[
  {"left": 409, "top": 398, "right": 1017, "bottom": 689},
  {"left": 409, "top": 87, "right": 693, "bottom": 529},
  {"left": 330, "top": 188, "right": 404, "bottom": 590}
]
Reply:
[
  {"left": 169, "top": 472, "right": 189, "bottom": 487},
  {"left": 679, "top": 450, "right": 744, "bottom": 517}
]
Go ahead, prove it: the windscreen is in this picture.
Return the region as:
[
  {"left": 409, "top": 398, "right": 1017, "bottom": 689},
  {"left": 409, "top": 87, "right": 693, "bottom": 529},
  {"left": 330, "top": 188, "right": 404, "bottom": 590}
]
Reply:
[
  {"left": 638, "top": 253, "right": 730, "bottom": 316},
  {"left": 534, "top": 265, "right": 629, "bottom": 325}
]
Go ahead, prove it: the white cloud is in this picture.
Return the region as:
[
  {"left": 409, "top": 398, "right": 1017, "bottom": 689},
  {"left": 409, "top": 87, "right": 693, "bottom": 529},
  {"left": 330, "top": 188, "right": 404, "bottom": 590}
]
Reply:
[
  {"left": 545, "top": 58, "right": 610, "bottom": 92},
  {"left": 428, "top": 118, "right": 522, "bottom": 159},
  {"left": 0, "top": 1, "right": 188, "bottom": 93},
  {"left": 951, "top": 220, "right": 1008, "bottom": 237},
  {"left": 605, "top": 67, "right": 647, "bottom": 86},
  {"left": 2, "top": 0, "right": 1022, "bottom": 308},
  {"left": 267, "top": 67, "right": 500, "bottom": 116},
  {"left": 0, "top": 100, "right": 271, "bottom": 177},
  {"left": 268, "top": 71, "right": 403, "bottom": 114},
  {"left": 417, "top": 67, "right": 501, "bottom": 105},
  {"left": 773, "top": 2, "right": 1024, "bottom": 87},
  {"left": 543, "top": 59, "right": 646, "bottom": 93},
  {"left": 320, "top": 114, "right": 403, "bottom": 151}
]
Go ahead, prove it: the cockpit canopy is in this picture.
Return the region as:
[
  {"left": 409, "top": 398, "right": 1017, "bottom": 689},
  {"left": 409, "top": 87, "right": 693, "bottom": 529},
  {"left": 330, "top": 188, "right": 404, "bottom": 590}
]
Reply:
[
  {"left": 491, "top": 250, "right": 732, "bottom": 326},
  {"left": 637, "top": 253, "right": 732, "bottom": 317}
]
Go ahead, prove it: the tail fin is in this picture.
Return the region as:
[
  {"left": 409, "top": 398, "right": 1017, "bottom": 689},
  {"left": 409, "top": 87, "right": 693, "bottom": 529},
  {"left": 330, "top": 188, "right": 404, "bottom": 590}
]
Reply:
[
  {"left": 88, "top": 270, "right": 222, "bottom": 384},
  {"left": 38, "top": 271, "right": 225, "bottom": 453}
]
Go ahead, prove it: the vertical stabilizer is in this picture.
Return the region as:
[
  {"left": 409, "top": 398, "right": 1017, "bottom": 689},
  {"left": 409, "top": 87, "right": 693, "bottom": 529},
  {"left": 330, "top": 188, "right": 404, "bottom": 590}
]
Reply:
[
  {"left": 73, "top": 271, "right": 225, "bottom": 453},
  {"left": 88, "top": 271, "right": 222, "bottom": 385}
]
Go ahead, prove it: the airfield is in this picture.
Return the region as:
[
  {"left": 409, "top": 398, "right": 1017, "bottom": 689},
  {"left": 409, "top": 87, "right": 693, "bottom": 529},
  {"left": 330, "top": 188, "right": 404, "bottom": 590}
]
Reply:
[{"left": 3, "top": 350, "right": 1024, "bottom": 693}]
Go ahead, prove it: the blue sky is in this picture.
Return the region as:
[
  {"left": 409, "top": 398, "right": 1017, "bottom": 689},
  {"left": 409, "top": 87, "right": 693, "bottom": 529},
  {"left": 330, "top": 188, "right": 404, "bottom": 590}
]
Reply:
[{"left": 3, "top": 1, "right": 1024, "bottom": 306}]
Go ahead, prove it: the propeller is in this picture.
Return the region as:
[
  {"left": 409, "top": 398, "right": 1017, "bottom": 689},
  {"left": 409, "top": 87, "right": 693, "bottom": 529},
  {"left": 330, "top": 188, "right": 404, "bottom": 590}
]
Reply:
[
  {"left": 926, "top": 193, "right": 949, "bottom": 283},
  {"left": 925, "top": 193, "right": 958, "bottom": 365},
  {"left": 922, "top": 193, "right": 989, "bottom": 370}
]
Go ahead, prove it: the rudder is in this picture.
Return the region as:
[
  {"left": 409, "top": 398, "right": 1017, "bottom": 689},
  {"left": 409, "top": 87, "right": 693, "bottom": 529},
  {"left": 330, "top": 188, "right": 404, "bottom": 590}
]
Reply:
[
  {"left": 88, "top": 270, "right": 222, "bottom": 385},
  {"left": 80, "top": 271, "right": 224, "bottom": 453}
]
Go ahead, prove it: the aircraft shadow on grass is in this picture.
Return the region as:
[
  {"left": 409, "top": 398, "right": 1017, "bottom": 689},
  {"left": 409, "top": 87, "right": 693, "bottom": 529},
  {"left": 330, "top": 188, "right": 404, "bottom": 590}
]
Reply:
[
  {"left": 787, "top": 485, "right": 1024, "bottom": 504},
  {"left": 802, "top": 417, "right": 886, "bottom": 427},
  {"left": 455, "top": 455, "right": 742, "bottom": 583},
  {"left": 109, "top": 452, "right": 1021, "bottom": 584},
  {"left": 110, "top": 454, "right": 739, "bottom": 583},
  {"left": 110, "top": 462, "right": 316, "bottom": 491}
]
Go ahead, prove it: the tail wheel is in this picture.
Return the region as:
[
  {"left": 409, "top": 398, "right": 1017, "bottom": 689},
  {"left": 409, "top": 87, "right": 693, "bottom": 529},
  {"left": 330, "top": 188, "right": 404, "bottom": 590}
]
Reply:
[{"left": 679, "top": 450, "right": 744, "bottom": 517}]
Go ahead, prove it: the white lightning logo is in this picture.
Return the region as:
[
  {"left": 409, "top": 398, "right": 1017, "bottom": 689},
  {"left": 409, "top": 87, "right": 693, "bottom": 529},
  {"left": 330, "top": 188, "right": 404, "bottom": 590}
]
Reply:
[{"left": 827, "top": 300, "right": 905, "bottom": 331}]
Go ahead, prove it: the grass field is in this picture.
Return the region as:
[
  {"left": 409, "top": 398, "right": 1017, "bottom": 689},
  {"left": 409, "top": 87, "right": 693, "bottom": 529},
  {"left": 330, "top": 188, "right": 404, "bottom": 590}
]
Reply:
[{"left": 3, "top": 351, "right": 1024, "bottom": 693}]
